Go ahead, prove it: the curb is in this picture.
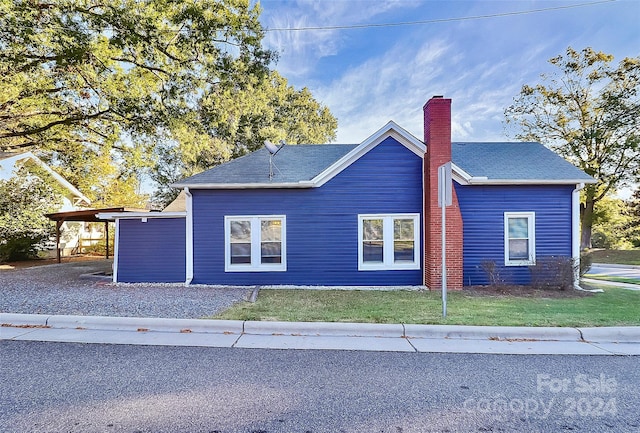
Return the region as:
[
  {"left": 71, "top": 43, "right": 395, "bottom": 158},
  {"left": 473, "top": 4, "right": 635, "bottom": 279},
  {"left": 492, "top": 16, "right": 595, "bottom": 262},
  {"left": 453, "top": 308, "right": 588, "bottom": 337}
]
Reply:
[
  {"left": 403, "top": 324, "right": 582, "bottom": 341},
  {"left": 47, "top": 315, "right": 245, "bottom": 335},
  {"left": 2, "top": 313, "right": 639, "bottom": 344},
  {"left": 0, "top": 313, "right": 244, "bottom": 335},
  {"left": 579, "top": 326, "right": 640, "bottom": 343},
  {"left": 243, "top": 321, "right": 404, "bottom": 338},
  {"left": 0, "top": 313, "right": 49, "bottom": 327}
]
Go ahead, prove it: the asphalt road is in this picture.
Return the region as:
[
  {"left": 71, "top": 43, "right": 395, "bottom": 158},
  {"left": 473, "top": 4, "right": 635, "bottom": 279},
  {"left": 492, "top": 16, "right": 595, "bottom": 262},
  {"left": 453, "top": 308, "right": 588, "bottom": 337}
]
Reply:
[
  {"left": 1, "top": 341, "right": 638, "bottom": 433},
  {"left": 588, "top": 264, "right": 640, "bottom": 280}
]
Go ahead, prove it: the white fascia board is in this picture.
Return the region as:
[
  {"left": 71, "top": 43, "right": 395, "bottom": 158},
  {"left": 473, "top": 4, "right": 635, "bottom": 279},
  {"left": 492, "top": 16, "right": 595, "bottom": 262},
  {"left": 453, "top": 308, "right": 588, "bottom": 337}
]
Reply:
[
  {"left": 97, "top": 211, "right": 186, "bottom": 220},
  {"left": 451, "top": 163, "right": 475, "bottom": 185},
  {"left": 13, "top": 152, "right": 92, "bottom": 205},
  {"left": 311, "top": 121, "right": 426, "bottom": 188},
  {"left": 465, "top": 178, "right": 597, "bottom": 185}
]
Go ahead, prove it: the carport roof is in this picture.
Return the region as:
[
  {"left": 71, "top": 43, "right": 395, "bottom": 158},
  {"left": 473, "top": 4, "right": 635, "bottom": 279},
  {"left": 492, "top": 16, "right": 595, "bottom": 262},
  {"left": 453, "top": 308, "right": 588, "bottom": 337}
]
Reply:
[{"left": 46, "top": 207, "right": 148, "bottom": 223}]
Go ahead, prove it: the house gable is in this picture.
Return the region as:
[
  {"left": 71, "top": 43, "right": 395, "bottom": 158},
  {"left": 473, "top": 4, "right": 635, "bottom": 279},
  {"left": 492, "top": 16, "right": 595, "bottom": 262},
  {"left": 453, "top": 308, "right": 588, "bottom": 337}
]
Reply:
[
  {"left": 311, "top": 121, "right": 425, "bottom": 187},
  {"left": 0, "top": 151, "right": 90, "bottom": 206}
]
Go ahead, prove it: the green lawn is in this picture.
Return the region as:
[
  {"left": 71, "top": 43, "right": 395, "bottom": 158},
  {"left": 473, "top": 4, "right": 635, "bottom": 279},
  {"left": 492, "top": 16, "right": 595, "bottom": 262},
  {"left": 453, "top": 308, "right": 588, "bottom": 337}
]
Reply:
[
  {"left": 214, "top": 284, "right": 640, "bottom": 327},
  {"left": 587, "top": 249, "right": 640, "bottom": 265}
]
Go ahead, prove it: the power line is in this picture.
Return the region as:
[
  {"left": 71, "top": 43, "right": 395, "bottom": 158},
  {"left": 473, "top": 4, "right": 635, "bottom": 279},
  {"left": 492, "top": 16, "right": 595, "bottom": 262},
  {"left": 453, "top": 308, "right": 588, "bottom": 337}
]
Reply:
[
  {"left": 0, "top": 0, "right": 616, "bottom": 36},
  {"left": 264, "top": 0, "right": 616, "bottom": 32}
]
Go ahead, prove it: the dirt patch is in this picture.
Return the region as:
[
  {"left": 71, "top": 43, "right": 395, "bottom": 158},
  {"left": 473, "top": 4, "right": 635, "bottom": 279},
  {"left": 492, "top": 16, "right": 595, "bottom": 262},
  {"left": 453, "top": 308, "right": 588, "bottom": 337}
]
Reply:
[{"left": 463, "top": 285, "right": 594, "bottom": 298}]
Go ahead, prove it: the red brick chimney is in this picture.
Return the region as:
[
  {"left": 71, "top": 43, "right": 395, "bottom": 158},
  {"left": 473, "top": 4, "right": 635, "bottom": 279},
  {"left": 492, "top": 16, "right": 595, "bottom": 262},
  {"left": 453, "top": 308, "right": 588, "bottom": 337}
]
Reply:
[{"left": 423, "top": 96, "right": 463, "bottom": 290}]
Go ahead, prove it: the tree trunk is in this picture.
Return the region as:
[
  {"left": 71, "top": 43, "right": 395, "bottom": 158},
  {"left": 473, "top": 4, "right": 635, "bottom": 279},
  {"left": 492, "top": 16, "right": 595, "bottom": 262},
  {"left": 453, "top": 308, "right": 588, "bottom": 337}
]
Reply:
[{"left": 580, "top": 199, "right": 595, "bottom": 249}]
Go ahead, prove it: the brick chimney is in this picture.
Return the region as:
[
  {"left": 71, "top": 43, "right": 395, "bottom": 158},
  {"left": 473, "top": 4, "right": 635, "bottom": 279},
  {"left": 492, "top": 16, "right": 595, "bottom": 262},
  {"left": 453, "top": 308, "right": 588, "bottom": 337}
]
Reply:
[{"left": 423, "top": 96, "right": 463, "bottom": 290}]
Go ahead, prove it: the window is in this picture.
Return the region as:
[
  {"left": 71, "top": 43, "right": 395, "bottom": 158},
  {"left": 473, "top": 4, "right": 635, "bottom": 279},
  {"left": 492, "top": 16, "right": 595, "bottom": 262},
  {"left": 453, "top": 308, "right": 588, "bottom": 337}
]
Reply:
[
  {"left": 225, "top": 216, "right": 286, "bottom": 271},
  {"left": 358, "top": 214, "right": 420, "bottom": 270},
  {"left": 504, "top": 212, "right": 535, "bottom": 266}
]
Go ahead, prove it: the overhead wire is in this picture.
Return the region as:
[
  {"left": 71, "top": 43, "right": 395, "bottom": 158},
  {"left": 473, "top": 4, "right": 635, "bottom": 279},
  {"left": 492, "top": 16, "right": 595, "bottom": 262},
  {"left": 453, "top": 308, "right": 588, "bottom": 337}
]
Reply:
[
  {"left": 263, "top": 0, "right": 616, "bottom": 32},
  {"left": 0, "top": 0, "right": 616, "bottom": 35}
]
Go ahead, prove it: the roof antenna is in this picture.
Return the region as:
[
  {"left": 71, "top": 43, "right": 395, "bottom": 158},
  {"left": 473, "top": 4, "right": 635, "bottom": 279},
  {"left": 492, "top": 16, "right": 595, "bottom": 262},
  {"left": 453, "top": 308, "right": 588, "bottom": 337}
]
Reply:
[{"left": 264, "top": 139, "right": 286, "bottom": 180}]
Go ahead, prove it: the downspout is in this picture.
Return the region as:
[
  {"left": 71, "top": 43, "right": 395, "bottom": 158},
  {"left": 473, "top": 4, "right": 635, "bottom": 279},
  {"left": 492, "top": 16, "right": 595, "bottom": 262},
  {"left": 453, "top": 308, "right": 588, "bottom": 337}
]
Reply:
[
  {"left": 185, "top": 187, "right": 194, "bottom": 286},
  {"left": 572, "top": 183, "right": 584, "bottom": 289},
  {"left": 112, "top": 219, "right": 120, "bottom": 283}
]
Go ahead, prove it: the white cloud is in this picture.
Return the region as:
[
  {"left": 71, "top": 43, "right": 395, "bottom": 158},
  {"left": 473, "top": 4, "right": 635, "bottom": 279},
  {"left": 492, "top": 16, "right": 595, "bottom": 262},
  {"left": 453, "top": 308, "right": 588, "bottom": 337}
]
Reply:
[
  {"left": 259, "top": 0, "right": 640, "bottom": 145},
  {"left": 260, "top": 0, "right": 423, "bottom": 79}
]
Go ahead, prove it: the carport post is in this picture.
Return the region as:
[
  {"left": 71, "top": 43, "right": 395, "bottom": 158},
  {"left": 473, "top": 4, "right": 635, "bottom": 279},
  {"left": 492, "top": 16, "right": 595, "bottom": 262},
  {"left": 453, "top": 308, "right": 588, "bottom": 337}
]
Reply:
[
  {"left": 105, "top": 221, "right": 109, "bottom": 259},
  {"left": 56, "top": 220, "right": 64, "bottom": 263}
]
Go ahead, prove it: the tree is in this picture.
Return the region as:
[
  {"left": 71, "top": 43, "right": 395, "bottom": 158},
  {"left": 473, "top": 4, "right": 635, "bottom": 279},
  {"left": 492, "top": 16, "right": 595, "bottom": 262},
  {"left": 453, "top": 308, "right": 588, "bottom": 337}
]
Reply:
[
  {"left": 0, "top": 168, "right": 62, "bottom": 261},
  {"left": 624, "top": 188, "right": 640, "bottom": 248},
  {"left": 505, "top": 47, "right": 640, "bottom": 248},
  {"left": 591, "top": 195, "right": 634, "bottom": 250},
  {"left": 0, "top": 0, "right": 274, "bottom": 203},
  {"left": 152, "top": 70, "right": 338, "bottom": 207}
]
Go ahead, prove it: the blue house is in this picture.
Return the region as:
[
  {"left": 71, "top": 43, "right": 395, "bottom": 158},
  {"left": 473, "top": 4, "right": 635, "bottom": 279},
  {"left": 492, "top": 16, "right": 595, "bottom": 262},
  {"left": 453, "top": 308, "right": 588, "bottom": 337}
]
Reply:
[{"left": 100, "top": 97, "right": 595, "bottom": 288}]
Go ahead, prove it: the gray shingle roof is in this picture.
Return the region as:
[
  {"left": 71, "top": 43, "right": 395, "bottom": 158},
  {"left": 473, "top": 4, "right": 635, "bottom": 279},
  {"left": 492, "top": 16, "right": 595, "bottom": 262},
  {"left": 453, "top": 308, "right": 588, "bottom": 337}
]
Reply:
[
  {"left": 174, "top": 144, "right": 357, "bottom": 187},
  {"left": 452, "top": 142, "right": 595, "bottom": 183},
  {"left": 174, "top": 136, "right": 595, "bottom": 189}
]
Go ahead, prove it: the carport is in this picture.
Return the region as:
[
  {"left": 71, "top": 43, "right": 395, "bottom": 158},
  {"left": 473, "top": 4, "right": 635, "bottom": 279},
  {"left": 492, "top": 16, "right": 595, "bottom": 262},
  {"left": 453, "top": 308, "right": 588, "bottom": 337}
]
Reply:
[{"left": 46, "top": 208, "right": 147, "bottom": 263}]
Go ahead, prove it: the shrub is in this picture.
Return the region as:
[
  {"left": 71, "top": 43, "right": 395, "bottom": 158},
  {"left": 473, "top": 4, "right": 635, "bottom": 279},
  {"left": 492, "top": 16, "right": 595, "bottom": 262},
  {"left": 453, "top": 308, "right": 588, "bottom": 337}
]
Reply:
[
  {"left": 529, "top": 256, "right": 576, "bottom": 290},
  {"left": 480, "top": 259, "right": 505, "bottom": 286},
  {"left": 580, "top": 250, "right": 593, "bottom": 276}
]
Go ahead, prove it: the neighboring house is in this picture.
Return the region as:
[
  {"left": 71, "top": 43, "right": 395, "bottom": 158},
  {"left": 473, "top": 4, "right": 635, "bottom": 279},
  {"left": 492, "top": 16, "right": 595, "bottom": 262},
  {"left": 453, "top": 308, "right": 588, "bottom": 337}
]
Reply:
[
  {"left": 0, "top": 151, "right": 93, "bottom": 256},
  {"left": 100, "top": 97, "right": 595, "bottom": 287}
]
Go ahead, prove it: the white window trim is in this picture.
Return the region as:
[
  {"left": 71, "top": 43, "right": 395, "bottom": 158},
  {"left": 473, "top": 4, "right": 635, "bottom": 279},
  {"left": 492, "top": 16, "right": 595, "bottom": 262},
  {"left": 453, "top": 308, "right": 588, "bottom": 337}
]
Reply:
[
  {"left": 504, "top": 212, "right": 536, "bottom": 266},
  {"left": 225, "top": 215, "right": 286, "bottom": 272},
  {"left": 358, "top": 213, "right": 421, "bottom": 271}
]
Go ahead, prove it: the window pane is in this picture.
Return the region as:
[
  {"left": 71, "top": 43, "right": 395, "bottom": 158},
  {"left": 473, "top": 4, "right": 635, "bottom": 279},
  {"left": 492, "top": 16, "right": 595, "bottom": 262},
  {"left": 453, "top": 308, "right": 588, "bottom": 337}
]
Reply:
[
  {"left": 230, "top": 220, "right": 251, "bottom": 242},
  {"left": 261, "top": 220, "right": 282, "bottom": 242},
  {"left": 394, "top": 219, "right": 414, "bottom": 240},
  {"left": 363, "top": 241, "right": 383, "bottom": 262},
  {"left": 394, "top": 241, "right": 414, "bottom": 262},
  {"left": 363, "top": 219, "right": 383, "bottom": 241},
  {"left": 509, "top": 239, "right": 529, "bottom": 260},
  {"left": 230, "top": 220, "right": 251, "bottom": 264},
  {"left": 230, "top": 243, "right": 251, "bottom": 264},
  {"left": 508, "top": 218, "right": 529, "bottom": 239},
  {"left": 261, "top": 242, "right": 282, "bottom": 264}
]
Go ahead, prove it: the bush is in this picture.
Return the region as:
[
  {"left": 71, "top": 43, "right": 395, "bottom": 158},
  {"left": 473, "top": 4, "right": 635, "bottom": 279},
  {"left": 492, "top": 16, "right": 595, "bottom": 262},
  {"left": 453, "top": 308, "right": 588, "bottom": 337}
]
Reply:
[
  {"left": 580, "top": 250, "right": 593, "bottom": 276},
  {"left": 480, "top": 259, "right": 505, "bottom": 286},
  {"left": 529, "top": 256, "right": 576, "bottom": 290}
]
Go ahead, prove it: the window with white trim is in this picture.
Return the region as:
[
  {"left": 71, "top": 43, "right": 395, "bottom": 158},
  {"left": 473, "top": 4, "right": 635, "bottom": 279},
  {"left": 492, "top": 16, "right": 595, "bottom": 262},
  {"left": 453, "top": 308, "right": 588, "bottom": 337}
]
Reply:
[
  {"left": 225, "top": 216, "right": 286, "bottom": 272},
  {"left": 504, "top": 212, "right": 535, "bottom": 266},
  {"left": 358, "top": 214, "right": 420, "bottom": 270}
]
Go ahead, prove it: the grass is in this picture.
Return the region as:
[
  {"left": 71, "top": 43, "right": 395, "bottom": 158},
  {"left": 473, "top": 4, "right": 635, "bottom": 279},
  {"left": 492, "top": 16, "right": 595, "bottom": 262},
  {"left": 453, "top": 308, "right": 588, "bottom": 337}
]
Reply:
[
  {"left": 214, "top": 284, "right": 640, "bottom": 327},
  {"left": 587, "top": 249, "right": 640, "bottom": 265}
]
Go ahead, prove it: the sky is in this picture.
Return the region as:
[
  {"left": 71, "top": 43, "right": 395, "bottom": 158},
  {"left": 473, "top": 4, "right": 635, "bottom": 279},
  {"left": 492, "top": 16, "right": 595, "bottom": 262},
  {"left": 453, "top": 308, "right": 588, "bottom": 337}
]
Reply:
[{"left": 256, "top": 0, "right": 639, "bottom": 148}]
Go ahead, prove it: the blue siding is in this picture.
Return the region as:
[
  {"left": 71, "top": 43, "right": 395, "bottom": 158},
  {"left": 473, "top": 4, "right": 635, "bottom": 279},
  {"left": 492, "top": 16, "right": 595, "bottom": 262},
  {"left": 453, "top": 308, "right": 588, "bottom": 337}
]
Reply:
[
  {"left": 456, "top": 184, "right": 574, "bottom": 285},
  {"left": 117, "top": 218, "right": 186, "bottom": 283},
  {"left": 192, "top": 137, "right": 423, "bottom": 285}
]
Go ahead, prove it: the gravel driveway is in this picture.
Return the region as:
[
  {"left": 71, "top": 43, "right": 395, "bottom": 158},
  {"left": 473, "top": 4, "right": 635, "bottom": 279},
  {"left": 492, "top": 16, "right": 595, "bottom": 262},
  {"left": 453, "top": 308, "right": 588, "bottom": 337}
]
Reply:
[{"left": 0, "top": 260, "right": 252, "bottom": 318}]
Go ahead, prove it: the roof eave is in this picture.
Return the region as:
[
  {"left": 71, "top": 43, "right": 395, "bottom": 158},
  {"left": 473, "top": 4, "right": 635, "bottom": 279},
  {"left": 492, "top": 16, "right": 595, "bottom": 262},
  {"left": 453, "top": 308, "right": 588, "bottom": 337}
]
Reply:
[
  {"left": 3, "top": 152, "right": 91, "bottom": 205},
  {"left": 97, "top": 211, "right": 186, "bottom": 220},
  {"left": 171, "top": 181, "right": 316, "bottom": 189},
  {"left": 460, "top": 178, "right": 597, "bottom": 186}
]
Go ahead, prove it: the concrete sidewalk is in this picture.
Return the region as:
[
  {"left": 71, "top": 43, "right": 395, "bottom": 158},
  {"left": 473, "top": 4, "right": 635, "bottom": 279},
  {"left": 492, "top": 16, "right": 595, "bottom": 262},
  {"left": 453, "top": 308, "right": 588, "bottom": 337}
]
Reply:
[{"left": 2, "top": 313, "right": 639, "bottom": 356}]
